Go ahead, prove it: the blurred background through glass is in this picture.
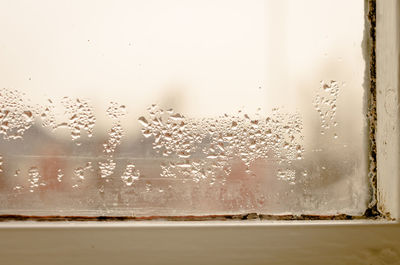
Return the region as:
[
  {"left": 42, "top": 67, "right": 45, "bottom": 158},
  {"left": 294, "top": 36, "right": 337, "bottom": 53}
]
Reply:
[{"left": 0, "top": 0, "right": 368, "bottom": 216}]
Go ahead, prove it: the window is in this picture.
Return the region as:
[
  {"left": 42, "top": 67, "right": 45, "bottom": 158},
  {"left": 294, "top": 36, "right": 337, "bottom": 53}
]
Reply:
[
  {"left": 1, "top": 0, "right": 400, "bottom": 265},
  {"left": 0, "top": 0, "right": 375, "bottom": 218}
]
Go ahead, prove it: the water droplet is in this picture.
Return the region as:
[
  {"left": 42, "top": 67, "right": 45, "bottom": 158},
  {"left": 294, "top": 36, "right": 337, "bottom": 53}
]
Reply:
[
  {"left": 231, "top": 121, "right": 238, "bottom": 130},
  {"left": 138, "top": 116, "right": 149, "bottom": 127},
  {"left": 170, "top": 113, "right": 184, "bottom": 121},
  {"left": 142, "top": 129, "right": 152, "bottom": 138},
  {"left": 13, "top": 185, "right": 23, "bottom": 191}
]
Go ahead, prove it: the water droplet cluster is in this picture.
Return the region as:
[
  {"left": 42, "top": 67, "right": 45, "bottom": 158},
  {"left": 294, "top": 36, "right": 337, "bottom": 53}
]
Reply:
[
  {"left": 28, "top": 166, "right": 45, "bottom": 192},
  {"left": 60, "top": 97, "right": 96, "bottom": 142},
  {"left": 0, "top": 80, "right": 354, "bottom": 215},
  {"left": 138, "top": 104, "right": 203, "bottom": 158},
  {"left": 103, "top": 102, "right": 125, "bottom": 155},
  {"left": 277, "top": 169, "right": 296, "bottom": 185},
  {"left": 100, "top": 102, "right": 140, "bottom": 182},
  {"left": 40, "top": 99, "right": 57, "bottom": 130},
  {"left": 99, "top": 159, "right": 116, "bottom": 179},
  {"left": 139, "top": 104, "right": 304, "bottom": 183},
  {"left": 121, "top": 164, "right": 140, "bottom": 186},
  {"left": 57, "top": 169, "right": 64, "bottom": 182},
  {"left": 0, "top": 88, "right": 34, "bottom": 140},
  {"left": 313, "top": 80, "right": 339, "bottom": 135},
  {"left": 72, "top": 162, "right": 93, "bottom": 188}
]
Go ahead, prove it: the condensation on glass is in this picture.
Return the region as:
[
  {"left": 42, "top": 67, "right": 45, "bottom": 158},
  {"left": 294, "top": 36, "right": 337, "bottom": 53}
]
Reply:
[{"left": 0, "top": 0, "right": 368, "bottom": 216}]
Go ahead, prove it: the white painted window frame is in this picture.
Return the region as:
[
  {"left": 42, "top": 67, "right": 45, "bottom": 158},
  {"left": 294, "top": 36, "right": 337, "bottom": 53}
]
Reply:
[{"left": 0, "top": 1, "right": 399, "bottom": 264}]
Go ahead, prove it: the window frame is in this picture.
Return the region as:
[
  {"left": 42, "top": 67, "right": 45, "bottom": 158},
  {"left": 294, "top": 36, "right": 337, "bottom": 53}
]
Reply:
[
  {"left": 0, "top": 0, "right": 399, "bottom": 264},
  {"left": 376, "top": 0, "right": 400, "bottom": 219}
]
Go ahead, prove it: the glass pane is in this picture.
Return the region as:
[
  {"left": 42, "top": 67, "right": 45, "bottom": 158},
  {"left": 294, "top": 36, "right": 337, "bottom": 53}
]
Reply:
[{"left": 0, "top": 0, "right": 368, "bottom": 216}]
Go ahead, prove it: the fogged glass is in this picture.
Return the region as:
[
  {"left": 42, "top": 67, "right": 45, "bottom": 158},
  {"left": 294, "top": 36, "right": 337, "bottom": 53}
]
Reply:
[{"left": 0, "top": 0, "right": 368, "bottom": 216}]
